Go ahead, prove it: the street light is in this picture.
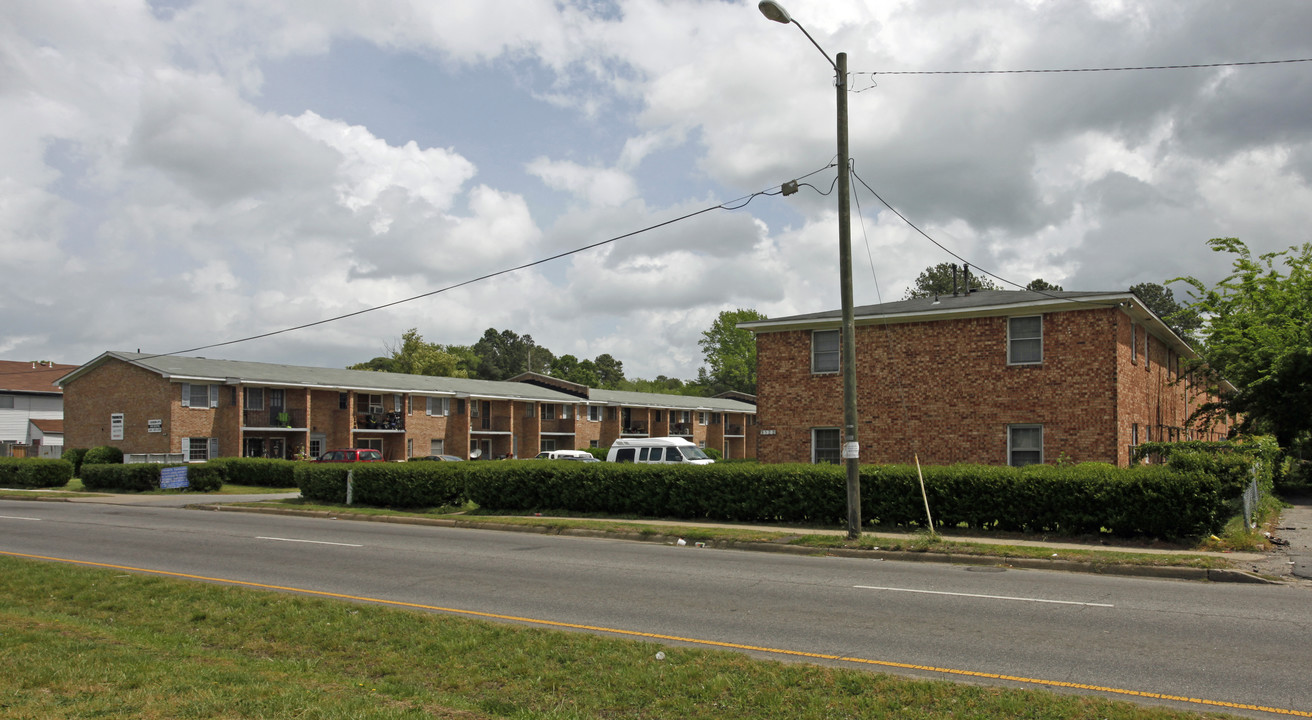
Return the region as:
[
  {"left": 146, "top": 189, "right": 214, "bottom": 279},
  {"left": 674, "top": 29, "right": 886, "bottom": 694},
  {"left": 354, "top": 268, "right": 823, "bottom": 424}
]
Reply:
[{"left": 758, "top": 0, "right": 861, "bottom": 539}]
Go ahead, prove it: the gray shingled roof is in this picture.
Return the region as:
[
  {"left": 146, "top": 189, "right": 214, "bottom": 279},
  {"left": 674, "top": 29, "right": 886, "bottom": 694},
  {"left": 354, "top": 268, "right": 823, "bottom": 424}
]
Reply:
[
  {"left": 62, "top": 351, "right": 757, "bottom": 413},
  {"left": 740, "top": 290, "right": 1132, "bottom": 329}
]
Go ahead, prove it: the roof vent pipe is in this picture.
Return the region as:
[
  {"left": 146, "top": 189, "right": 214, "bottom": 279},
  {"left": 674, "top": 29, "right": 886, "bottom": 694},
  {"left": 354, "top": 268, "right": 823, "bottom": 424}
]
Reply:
[{"left": 952, "top": 264, "right": 959, "bottom": 297}]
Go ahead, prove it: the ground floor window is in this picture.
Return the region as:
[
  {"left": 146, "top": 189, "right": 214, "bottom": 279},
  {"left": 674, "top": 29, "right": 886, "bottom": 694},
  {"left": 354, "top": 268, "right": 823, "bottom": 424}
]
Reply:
[
  {"left": 359, "top": 438, "right": 382, "bottom": 451},
  {"left": 430, "top": 439, "right": 445, "bottom": 455},
  {"left": 183, "top": 437, "right": 217, "bottom": 462},
  {"left": 590, "top": 439, "right": 599, "bottom": 448},
  {"left": 812, "top": 428, "right": 840, "bottom": 465},
  {"left": 1008, "top": 424, "right": 1043, "bottom": 467},
  {"left": 540, "top": 439, "right": 557, "bottom": 452}
]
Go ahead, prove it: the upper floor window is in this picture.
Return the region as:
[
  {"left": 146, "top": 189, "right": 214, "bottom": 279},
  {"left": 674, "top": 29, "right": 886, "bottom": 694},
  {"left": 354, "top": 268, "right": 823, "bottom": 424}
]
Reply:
[
  {"left": 245, "top": 387, "right": 264, "bottom": 411},
  {"left": 1007, "top": 316, "right": 1043, "bottom": 365},
  {"left": 181, "top": 383, "right": 218, "bottom": 409},
  {"left": 426, "top": 397, "right": 450, "bottom": 417},
  {"left": 812, "top": 330, "right": 840, "bottom": 373},
  {"left": 588, "top": 405, "right": 602, "bottom": 422},
  {"left": 541, "top": 404, "right": 556, "bottom": 420},
  {"left": 1131, "top": 323, "right": 1138, "bottom": 364},
  {"left": 0, "top": 395, "right": 14, "bottom": 409}
]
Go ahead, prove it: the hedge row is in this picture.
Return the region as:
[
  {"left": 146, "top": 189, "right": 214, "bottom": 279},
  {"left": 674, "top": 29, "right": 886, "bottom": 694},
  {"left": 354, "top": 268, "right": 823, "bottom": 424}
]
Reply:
[
  {"left": 80, "top": 463, "right": 223, "bottom": 492},
  {"left": 296, "top": 459, "right": 1232, "bottom": 539},
  {"left": 205, "top": 457, "right": 298, "bottom": 488},
  {"left": 0, "top": 457, "right": 73, "bottom": 488}
]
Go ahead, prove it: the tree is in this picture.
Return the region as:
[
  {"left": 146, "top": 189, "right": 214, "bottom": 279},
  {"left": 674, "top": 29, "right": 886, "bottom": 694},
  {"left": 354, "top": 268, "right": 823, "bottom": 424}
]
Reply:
[
  {"left": 592, "top": 353, "right": 625, "bottom": 389},
  {"left": 1170, "top": 238, "right": 1312, "bottom": 450},
  {"left": 348, "top": 329, "right": 467, "bottom": 377},
  {"left": 697, "top": 308, "right": 766, "bottom": 395},
  {"left": 1129, "top": 282, "right": 1202, "bottom": 342},
  {"left": 904, "top": 263, "right": 999, "bottom": 299},
  {"left": 1025, "top": 278, "right": 1063, "bottom": 292},
  {"left": 470, "top": 328, "right": 553, "bottom": 380},
  {"left": 550, "top": 354, "right": 600, "bottom": 387}
]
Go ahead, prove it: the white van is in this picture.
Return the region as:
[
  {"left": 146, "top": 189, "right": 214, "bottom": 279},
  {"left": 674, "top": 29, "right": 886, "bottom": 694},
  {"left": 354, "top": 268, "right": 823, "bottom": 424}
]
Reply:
[{"left": 606, "top": 437, "right": 714, "bottom": 465}]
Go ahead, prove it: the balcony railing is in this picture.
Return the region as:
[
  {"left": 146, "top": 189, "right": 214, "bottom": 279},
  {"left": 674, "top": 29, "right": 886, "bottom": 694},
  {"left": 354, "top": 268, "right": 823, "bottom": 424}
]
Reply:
[
  {"left": 471, "top": 416, "right": 513, "bottom": 433},
  {"left": 243, "top": 409, "right": 306, "bottom": 428},
  {"left": 539, "top": 418, "right": 575, "bottom": 434},
  {"left": 726, "top": 424, "right": 745, "bottom": 436},
  {"left": 669, "top": 423, "right": 692, "bottom": 436},
  {"left": 355, "top": 412, "right": 405, "bottom": 431},
  {"left": 621, "top": 421, "right": 648, "bottom": 435}
]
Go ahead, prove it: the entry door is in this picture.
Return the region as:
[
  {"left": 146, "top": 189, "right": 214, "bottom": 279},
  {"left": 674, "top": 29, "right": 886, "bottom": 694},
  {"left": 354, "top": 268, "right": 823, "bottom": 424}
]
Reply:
[
  {"left": 268, "top": 438, "right": 284, "bottom": 460},
  {"left": 480, "top": 401, "right": 491, "bottom": 430}
]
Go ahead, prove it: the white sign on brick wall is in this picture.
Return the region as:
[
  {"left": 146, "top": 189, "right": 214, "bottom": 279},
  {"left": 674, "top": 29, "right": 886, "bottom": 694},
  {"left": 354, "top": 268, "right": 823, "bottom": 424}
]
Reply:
[{"left": 110, "top": 413, "right": 124, "bottom": 441}]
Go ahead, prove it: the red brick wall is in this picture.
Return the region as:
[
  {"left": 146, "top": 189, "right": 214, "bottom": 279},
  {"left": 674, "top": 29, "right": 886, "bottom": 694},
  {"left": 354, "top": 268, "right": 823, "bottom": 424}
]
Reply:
[
  {"left": 755, "top": 308, "right": 1125, "bottom": 466},
  {"left": 65, "top": 359, "right": 174, "bottom": 452}
]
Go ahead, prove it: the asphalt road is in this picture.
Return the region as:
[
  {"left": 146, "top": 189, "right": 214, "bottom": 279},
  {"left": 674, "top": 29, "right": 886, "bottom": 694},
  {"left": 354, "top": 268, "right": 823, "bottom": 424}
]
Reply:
[{"left": 3, "top": 499, "right": 1309, "bottom": 718}]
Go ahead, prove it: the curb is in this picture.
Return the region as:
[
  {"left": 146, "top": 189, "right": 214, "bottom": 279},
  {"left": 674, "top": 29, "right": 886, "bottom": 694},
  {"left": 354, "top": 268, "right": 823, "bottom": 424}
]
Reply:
[{"left": 193, "top": 503, "right": 1280, "bottom": 585}]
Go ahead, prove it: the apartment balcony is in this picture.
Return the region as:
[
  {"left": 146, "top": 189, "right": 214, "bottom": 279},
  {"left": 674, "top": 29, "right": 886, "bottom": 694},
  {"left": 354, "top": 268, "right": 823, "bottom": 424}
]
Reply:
[
  {"left": 355, "top": 412, "right": 406, "bottom": 431},
  {"left": 243, "top": 409, "right": 306, "bottom": 429},
  {"left": 621, "top": 421, "right": 648, "bottom": 436},
  {"left": 471, "top": 415, "right": 513, "bottom": 433},
  {"left": 539, "top": 418, "right": 575, "bottom": 434},
  {"left": 669, "top": 423, "right": 692, "bottom": 436},
  {"left": 726, "top": 424, "right": 745, "bottom": 437}
]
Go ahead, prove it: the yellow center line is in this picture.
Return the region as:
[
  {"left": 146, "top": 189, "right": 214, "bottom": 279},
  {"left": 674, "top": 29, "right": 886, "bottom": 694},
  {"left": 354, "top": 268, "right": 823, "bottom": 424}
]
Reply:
[{"left": 6, "top": 549, "right": 1308, "bottom": 718}]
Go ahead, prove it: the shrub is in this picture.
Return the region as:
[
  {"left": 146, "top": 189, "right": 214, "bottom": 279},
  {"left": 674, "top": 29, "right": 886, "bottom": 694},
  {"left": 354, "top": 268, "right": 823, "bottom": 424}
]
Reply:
[
  {"left": 61, "top": 447, "right": 89, "bottom": 477},
  {"left": 0, "top": 457, "right": 73, "bottom": 488},
  {"left": 83, "top": 446, "right": 124, "bottom": 466},
  {"left": 205, "top": 457, "right": 298, "bottom": 488},
  {"left": 79, "top": 463, "right": 222, "bottom": 492}
]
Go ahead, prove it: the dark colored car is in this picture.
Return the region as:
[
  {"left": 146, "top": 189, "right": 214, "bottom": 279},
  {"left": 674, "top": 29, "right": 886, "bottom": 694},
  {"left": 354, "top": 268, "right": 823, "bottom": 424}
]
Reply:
[
  {"left": 315, "top": 449, "right": 385, "bottom": 463},
  {"left": 414, "top": 454, "right": 464, "bottom": 462}
]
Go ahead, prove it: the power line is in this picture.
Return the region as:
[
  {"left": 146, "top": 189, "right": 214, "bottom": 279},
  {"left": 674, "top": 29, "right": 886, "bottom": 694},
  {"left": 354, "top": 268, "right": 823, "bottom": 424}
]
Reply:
[
  {"left": 856, "top": 57, "right": 1312, "bottom": 76},
  {"left": 0, "top": 162, "right": 838, "bottom": 376}
]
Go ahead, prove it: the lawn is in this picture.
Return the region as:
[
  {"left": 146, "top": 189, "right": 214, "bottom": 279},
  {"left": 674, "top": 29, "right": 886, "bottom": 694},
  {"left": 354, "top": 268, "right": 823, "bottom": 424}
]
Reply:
[{"left": 0, "top": 555, "right": 1241, "bottom": 720}]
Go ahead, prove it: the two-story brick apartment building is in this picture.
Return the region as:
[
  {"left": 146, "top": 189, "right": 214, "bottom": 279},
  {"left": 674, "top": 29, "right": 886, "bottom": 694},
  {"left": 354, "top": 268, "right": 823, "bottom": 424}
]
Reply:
[
  {"left": 58, "top": 352, "right": 757, "bottom": 462},
  {"left": 739, "top": 290, "right": 1232, "bottom": 468}
]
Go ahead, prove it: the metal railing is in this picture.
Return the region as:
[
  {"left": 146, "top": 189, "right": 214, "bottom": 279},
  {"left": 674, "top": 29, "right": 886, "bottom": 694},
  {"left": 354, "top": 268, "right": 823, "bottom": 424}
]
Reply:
[{"left": 243, "top": 408, "right": 306, "bottom": 428}]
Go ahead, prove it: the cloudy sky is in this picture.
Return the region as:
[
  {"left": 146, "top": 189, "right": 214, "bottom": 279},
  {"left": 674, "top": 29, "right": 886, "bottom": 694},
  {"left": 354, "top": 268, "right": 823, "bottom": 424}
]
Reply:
[{"left": 5, "top": 0, "right": 1311, "bottom": 380}]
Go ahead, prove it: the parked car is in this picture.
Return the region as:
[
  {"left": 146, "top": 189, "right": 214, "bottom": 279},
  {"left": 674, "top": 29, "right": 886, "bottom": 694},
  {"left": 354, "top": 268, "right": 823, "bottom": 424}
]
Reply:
[
  {"left": 606, "top": 437, "right": 713, "bottom": 465},
  {"left": 314, "top": 449, "right": 385, "bottom": 463},
  {"left": 533, "top": 449, "right": 601, "bottom": 462},
  {"left": 413, "top": 454, "right": 464, "bottom": 462}
]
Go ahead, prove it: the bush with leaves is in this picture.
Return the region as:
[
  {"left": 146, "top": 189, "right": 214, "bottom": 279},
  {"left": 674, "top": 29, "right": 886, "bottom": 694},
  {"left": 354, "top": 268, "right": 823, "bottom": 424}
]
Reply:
[
  {"left": 80, "top": 463, "right": 222, "bottom": 492},
  {"left": 0, "top": 457, "right": 73, "bottom": 488},
  {"left": 83, "top": 446, "right": 124, "bottom": 466},
  {"left": 61, "top": 447, "right": 89, "bottom": 477}
]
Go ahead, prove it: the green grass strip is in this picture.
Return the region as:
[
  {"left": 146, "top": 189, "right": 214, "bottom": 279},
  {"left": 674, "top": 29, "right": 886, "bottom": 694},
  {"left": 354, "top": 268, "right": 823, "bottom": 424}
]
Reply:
[{"left": 0, "top": 555, "right": 1247, "bottom": 719}]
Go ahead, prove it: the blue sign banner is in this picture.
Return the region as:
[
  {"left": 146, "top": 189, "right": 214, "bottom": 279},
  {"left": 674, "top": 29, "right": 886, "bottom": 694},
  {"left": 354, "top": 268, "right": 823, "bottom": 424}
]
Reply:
[{"left": 160, "top": 466, "right": 190, "bottom": 490}]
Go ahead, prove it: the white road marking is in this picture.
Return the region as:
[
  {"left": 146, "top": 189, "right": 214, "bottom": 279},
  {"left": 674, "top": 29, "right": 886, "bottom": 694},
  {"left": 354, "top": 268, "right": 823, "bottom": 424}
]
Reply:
[
  {"left": 855, "top": 585, "right": 1114, "bottom": 607},
  {"left": 256, "top": 536, "right": 362, "bottom": 547},
  {"left": 0, "top": 515, "right": 41, "bottom": 521}
]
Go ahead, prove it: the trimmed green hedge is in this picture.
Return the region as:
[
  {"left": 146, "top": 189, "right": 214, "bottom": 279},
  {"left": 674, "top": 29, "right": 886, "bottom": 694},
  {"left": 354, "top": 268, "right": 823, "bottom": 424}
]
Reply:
[
  {"left": 0, "top": 457, "right": 73, "bottom": 488},
  {"left": 61, "top": 447, "right": 89, "bottom": 477},
  {"left": 80, "top": 463, "right": 223, "bottom": 492},
  {"left": 83, "top": 446, "right": 124, "bottom": 466},
  {"left": 205, "top": 457, "right": 299, "bottom": 488},
  {"left": 295, "top": 459, "right": 1233, "bottom": 539}
]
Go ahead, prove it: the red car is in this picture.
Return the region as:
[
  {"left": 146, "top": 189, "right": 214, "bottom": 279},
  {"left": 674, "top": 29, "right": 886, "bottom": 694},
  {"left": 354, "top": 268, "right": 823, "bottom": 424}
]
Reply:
[{"left": 314, "top": 449, "right": 385, "bottom": 463}]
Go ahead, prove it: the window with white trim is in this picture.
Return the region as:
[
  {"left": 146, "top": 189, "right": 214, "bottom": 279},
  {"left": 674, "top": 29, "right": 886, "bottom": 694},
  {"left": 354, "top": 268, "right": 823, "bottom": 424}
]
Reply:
[
  {"left": 698, "top": 412, "right": 708, "bottom": 425},
  {"left": 426, "top": 397, "right": 450, "bottom": 417},
  {"left": 1131, "top": 323, "right": 1138, "bottom": 364},
  {"left": 182, "top": 437, "right": 217, "bottom": 462},
  {"left": 1007, "top": 424, "right": 1043, "bottom": 467},
  {"left": 812, "top": 330, "right": 840, "bottom": 373},
  {"left": 430, "top": 439, "right": 445, "bottom": 455},
  {"left": 181, "top": 383, "right": 218, "bottom": 409},
  {"left": 812, "top": 428, "right": 841, "bottom": 465},
  {"left": 561, "top": 404, "right": 573, "bottom": 420},
  {"left": 1007, "top": 316, "right": 1043, "bottom": 365},
  {"left": 588, "top": 405, "right": 602, "bottom": 422}
]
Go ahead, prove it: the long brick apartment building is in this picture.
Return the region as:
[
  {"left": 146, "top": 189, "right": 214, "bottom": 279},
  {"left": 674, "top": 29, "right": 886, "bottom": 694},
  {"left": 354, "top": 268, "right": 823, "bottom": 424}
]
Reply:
[
  {"left": 739, "top": 290, "right": 1232, "bottom": 468},
  {"left": 58, "top": 352, "right": 757, "bottom": 462}
]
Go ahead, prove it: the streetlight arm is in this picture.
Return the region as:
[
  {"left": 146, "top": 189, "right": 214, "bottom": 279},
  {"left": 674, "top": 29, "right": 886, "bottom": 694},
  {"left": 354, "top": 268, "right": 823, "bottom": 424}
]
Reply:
[{"left": 758, "top": 0, "right": 838, "bottom": 74}]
